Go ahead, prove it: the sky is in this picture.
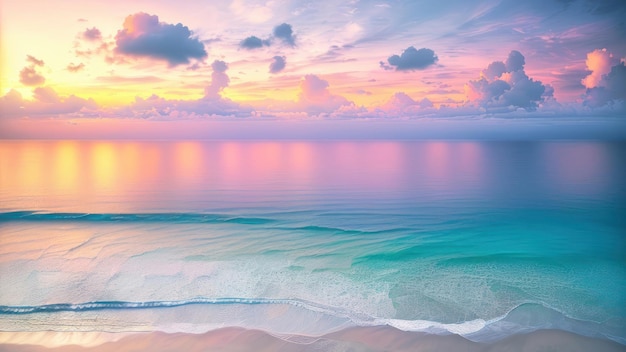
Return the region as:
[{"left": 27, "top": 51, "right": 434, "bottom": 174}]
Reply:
[{"left": 0, "top": 0, "right": 625, "bottom": 139}]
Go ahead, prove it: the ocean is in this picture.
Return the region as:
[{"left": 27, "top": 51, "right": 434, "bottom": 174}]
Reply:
[{"left": 0, "top": 140, "right": 624, "bottom": 351}]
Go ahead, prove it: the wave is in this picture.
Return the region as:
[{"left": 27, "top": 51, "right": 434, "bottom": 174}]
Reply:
[
  {"left": 1, "top": 298, "right": 623, "bottom": 345},
  {"left": 0, "top": 210, "right": 409, "bottom": 236},
  {"left": 0, "top": 298, "right": 348, "bottom": 316},
  {"left": 0, "top": 211, "right": 276, "bottom": 225}
]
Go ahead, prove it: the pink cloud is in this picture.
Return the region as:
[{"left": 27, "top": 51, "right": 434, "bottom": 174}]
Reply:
[
  {"left": 205, "top": 60, "right": 230, "bottom": 99},
  {"left": 82, "top": 27, "right": 102, "bottom": 42},
  {"left": 19, "top": 55, "right": 46, "bottom": 86},
  {"left": 0, "top": 88, "right": 97, "bottom": 117},
  {"left": 378, "top": 92, "right": 434, "bottom": 115},
  {"left": 581, "top": 49, "right": 615, "bottom": 89},
  {"left": 296, "top": 75, "right": 351, "bottom": 113}
]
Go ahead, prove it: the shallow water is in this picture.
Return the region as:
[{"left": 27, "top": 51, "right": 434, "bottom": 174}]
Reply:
[{"left": 0, "top": 140, "right": 624, "bottom": 346}]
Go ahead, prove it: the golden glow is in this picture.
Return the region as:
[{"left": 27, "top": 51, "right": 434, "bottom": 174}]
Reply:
[
  {"left": 54, "top": 141, "right": 80, "bottom": 192},
  {"left": 91, "top": 142, "right": 117, "bottom": 191},
  {"left": 17, "top": 142, "right": 46, "bottom": 193}
]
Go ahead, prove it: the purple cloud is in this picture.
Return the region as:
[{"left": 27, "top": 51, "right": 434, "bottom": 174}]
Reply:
[
  {"left": 466, "top": 51, "right": 553, "bottom": 111},
  {"left": 269, "top": 56, "right": 286, "bottom": 73},
  {"left": 240, "top": 36, "right": 270, "bottom": 49},
  {"left": 114, "top": 12, "right": 207, "bottom": 67},
  {"left": 505, "top": 50, "right": 525, "bottom": 72},
  {"left": 384, "top": 47, "right": 438, "bottom": 71},
  {"left": 83, "top": 27, "right": 102, "bottom": 41},
  {"left": 205, "top": 60, "right": 230, "bottom": 99},
  {"left": 273, "top": 23, "right": 296, "bottom": 47}
]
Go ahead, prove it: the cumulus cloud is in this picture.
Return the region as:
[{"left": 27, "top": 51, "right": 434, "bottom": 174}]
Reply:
[
  {"left": 269, "top": 56, "right": 286, "bottom": 73},
  {"left": 582, "top": 49, "right": 626, "bottom": 109},
  {"left": 273, "top": 23, "right": 296, "bottom": 47},
  {"left": 123, "top": 65, "right": 251, "bottom": 119},
  {"left": 19, "top": 55, "right": 46, "bottom": 86},
  {"left": 239, "top": 23, "right": 296, "bottom": 50},
  {"left": 383, "top": 47, "right": 438, "bottom": 71},
  {"left": 465, "top": 50, "right": 553, "bottom": 111},
  {"left": 205, "top": 60, "right": 230, "bottom": 99},
  {"left": 240, "top": 36, "right": 270, "bottom": 49},
  {"left": 67, "top": 63, "right": 85, "bottom": 72},
  {"left": 83, "top": 27, "right": 102, "bottom": 41},
  {"left": 385, "top": 92, "right": 433, "bottom": 109},
  {"left": 126, "top": 93, "right": 250, "bottom": 119},
  {"left": 240, "top": 23, "right": 296, "bottom": 50},
  {"left": 376, "top": 92, "right": 434, "bottom": 116},
  {"left": 297, "top": 74, "right": 350, "bottom": 113},
  {"left": 482, "top": 61, "right": 507, "bottom": 80},
  {"left": 581, "top": 49, "right": 614, "bottom": 89},
  {"left": 114, "top": 12, "right": 207, "bottom": 67},
  {"left": 505, "top": 50, "right": 525, "bottom": 72},
  {"left": 33, "top": 86, "right": 60, "bottom": 103},
  {"left": 19, "top": 67, "right": 46, "bottom": 86},
  {"left": 0, "top": 87, "right": 97, "bottom": 117}
]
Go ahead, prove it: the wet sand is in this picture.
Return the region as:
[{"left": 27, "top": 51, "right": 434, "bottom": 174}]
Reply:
[{"left": 1, "top": 327, "right": 624, "bottom": 352}]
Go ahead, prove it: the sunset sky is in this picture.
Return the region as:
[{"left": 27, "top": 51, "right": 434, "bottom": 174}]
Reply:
[{"left": 1, "top": 0, "right": 625, "bottom": 138}]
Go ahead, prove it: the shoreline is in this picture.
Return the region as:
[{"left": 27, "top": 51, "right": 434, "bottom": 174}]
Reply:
[{"left": 1, "top": 327, "right": 625, "bottom": 352}]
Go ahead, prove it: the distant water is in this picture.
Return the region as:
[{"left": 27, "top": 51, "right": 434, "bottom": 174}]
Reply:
[{"left": 0, "top": 141, "right": 624, "bottom": 345}]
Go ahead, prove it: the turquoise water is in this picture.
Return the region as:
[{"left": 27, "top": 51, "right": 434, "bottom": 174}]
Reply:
[{"left": 0, "top": 141, "right": 624, "bottom": 343}]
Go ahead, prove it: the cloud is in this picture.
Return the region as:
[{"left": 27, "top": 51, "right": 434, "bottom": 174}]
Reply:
[
  {"left": 482, "top": 61, "right": 507, "bottom": 80},
  {"left": 122, "top": 64, "right": 251, "bottom": 119},
  {"left": 378, "top": 92, "right": 434, "bottom": 115},
  {"left": 33, "top": 86, "right": 62, "bottom": 103},
  {"left": 269, "top": 56, "right": 286, "bottom": 73},
  {"left": 205, "top": 60, "right": 230, "bottom": 99},
  {"left": 583, "top": 61, "right": 626, "bottom": 110},
  {"left": 273, "top": 23, "right": 296, "bottom": 47},
  {"left": 505, "top": 50, "right": 525, "bottom": 72},
  {"left": 19, "top": 55, "right": 45, "bottom": 86},
  {"left": 384, "top": 47, "right": 438, "bottom": 71},
  {"left": 26, "top": 55, "right": 44, "bottom": 67},
  {"left": 114, "top": 12, "right": 207, "bottom": 67},
  {"left": 19, "top": 67, "right": 46, "bottom": 86},
  {"left": 240, "top": 35, "right": 270, "bottom": 49},
  {"left": 83, "top": 27, "right": 102, "bottom": 41},
  {"left": 581, "top": 49, "right": 616, "bottom": 89},
  {"left": 465, "top": 50, "right": 553, "bottom": 111},
  {"left": 126, "top": 94, "right": 250, "bottom": 119},
  {"left": 0, "top": 87, "right": 97, "bottom": 118},
  {"left": 240, "top": 23, "right": 296, "bottom": 51},
  {"left": 297, "top": 74, "right": 351, "bottom": 113},
  {"left": 112, "top": 60, "right": 250, "bottom": 119},
  {"left": 67, "top": 63, "right": 85, "bottom": 72}
]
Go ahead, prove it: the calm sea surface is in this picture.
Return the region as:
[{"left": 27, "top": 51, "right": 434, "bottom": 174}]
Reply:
[{"left": 0, "top": 140, "right": 624, "bottom": 343}]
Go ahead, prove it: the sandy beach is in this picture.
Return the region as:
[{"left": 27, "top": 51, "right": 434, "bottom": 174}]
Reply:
[{"left": 1, "top": 327, "right": 625, "bottom": 352}]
